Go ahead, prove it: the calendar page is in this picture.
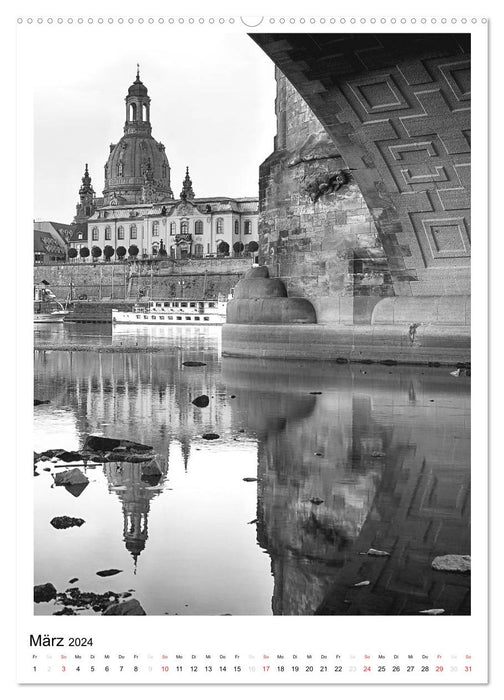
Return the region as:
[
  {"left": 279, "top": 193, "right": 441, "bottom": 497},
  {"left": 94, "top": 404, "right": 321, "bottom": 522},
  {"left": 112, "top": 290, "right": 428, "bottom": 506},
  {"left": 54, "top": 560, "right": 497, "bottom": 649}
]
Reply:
[{"left": 14, "top": 1, "right": 489, "bottom": 688}]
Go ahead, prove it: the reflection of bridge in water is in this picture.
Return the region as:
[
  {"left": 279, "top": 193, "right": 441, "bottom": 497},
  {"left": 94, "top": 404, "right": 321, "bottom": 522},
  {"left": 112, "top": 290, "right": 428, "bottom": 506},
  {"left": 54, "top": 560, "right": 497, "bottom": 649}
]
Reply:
[{"left": 223, "top": 357, "right": 470, "bottom": 616}]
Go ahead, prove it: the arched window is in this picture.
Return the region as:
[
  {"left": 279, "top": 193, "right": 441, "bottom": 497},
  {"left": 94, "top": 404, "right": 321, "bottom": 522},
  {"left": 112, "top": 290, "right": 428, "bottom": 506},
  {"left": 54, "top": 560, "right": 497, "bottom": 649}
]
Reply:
[
  {"left": 216, "top": 218, "right": 224, "bottom": 235},
  {"left": 170, "top": 222, "right": 176, "bottom": 236},
  {"left": 244, "top": 220, "right": 252, "bottom": 235},
  {"left": 152, "top": 221, "right": 159, "bottom": 237},
  {"left": 85, "top": 206, "right": 91, "bottom": 217},
  {"left": 181, "top": 220, "right": 189, "bottom": 235},
  {"left": 92, "top": 227, "right": 99, "bottom": 241},
  {"left": 195, "top": 220, "right": 203, "bottom": 235},
  {"left": 117, "top": 226, "right": 125, "bottom": 240},
  {"left": 129, "top": 103, "right": 137, "bottom": 121},
  {"left": 194, "top": 243, "right": 204, "bottom": 258},
  {"left": 130, "top": 224, "right": 137, "bottom": 239},
  {"left": 234, "top": 220, "right": 239, "bottom": 235},
  {"left": 162, "top": 163, "right": 167, "bottom": 178},
  {"left": 105, "top": 226, "right": 112, "bottom": 241}
]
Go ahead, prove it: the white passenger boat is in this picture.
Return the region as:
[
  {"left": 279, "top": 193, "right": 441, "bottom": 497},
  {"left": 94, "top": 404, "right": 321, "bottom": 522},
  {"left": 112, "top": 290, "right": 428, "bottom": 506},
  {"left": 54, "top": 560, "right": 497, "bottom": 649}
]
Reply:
[
  {"left": 112, "top": 297, "right": 228, "bottom": 325},
  {"left": 34, "top": 284, "right": 68, "bottom": 323}
]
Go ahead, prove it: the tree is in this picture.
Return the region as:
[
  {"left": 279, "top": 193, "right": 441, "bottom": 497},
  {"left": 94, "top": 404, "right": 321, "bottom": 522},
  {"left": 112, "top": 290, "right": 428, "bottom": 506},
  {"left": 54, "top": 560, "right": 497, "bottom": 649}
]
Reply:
[
  {"left": 116, "top": 246, "right": 127, "bottom": 260},
  {"left": 128, "top": 244, "right": 139, "bottom": 258},
  {"left": 247, "top": 240, "right": 259, "bottom": 253},
  {"left": 217, "top": 240, "right": 230, "bottom": 256},
  {"left": 233, "top": 241, "right": 244, "bottom": 255},
  {"left": 91, "top": 246, "right": 102, "bottom": 260},
  {"left": 68, "top": 248, "right": 78, "bottom": 261},
  {"left": 79, "top": 246, "right": 90, "bottom": 261},
  {"left": 103, "top": 245, "right": 115, "bottom": 261}
]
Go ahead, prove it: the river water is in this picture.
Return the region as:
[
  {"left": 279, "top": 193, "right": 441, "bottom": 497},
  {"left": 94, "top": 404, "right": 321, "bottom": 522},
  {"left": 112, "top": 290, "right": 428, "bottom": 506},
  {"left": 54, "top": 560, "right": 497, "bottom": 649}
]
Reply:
[{"left": 33, "top": 324, "right": 470, "bottom": 616}]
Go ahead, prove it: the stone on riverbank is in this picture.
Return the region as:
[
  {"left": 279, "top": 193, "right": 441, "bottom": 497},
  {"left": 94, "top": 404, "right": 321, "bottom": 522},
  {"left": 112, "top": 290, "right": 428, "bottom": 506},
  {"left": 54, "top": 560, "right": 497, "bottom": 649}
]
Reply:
[
  {"left": 431, "top": 554, "right": 471, "bottom": 573},
  {"left": 34, "top": 582, "right": 56, "bottom": 603},
  {"left": 102, "top": 599, "right": 146, "bottom": 616},
  {"left": 192, "top": 394, "right": 210, "bottom": 408},
  {"left": 50, "top": 516, "right": 85, "bottom": 529}
]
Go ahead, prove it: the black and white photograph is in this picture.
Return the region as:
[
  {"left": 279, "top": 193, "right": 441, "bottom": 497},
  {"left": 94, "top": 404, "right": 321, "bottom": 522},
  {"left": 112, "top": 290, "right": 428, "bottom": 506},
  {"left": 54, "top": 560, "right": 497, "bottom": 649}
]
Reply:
[{"left": 31, "top": 29, "right": 472, "bottom": 621}]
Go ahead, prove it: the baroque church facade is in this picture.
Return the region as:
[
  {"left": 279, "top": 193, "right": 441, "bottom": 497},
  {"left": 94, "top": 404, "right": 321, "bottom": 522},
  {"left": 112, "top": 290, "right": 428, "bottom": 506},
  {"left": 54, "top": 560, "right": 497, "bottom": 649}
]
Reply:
[{"left": 73, "top": 69, "right": 259, "bottom": 260}]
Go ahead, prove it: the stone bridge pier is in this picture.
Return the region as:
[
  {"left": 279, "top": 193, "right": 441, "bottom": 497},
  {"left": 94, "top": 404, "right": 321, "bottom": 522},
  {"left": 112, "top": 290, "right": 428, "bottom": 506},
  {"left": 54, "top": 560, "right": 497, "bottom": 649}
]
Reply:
[{"left": 223, "top": 33, "right": 470, "bottom": 365}]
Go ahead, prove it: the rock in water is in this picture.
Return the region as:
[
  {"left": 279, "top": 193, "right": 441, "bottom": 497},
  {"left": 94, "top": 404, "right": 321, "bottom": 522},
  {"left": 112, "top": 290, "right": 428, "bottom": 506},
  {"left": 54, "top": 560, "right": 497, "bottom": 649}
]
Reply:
[
  {"left": 354, "top": 581, "right": 370, "bottom": 587},
  {"left": 431, "top": 554, "right": 471, "bottom": 573},
  {"left": 365, "top": 548, "right": 390, "bottom": 557},
  {"left": 54, "top": 468, "right": 89, "bottom": 487},
  {"left": 202, "top": 433, "right": 220, "bottom": 440},
  {"left": 57, "top": 451, "right": 85, "bottom": 463},
  {"left": 96, "top": 569, "right": 123, "bottom": 577},
  {"left": 102, "top": 599, "right": 146, "bottom": 616},
  {"left": 50, "top": 516, "right": 85, "bottom": 529},
  {"left": 83, "top": 435, "right": 152, "bottom": 453},
  {"left": 34, "top": 583, "right": 56, "bottom": 603},
  {"left": 419, "top": 609, "right": 445, "bottom": 615},
  {"left": 310, "top": 497, "right": 324, "bottom": 505},
  {"left": 182, "top": 361, "right": 206, "bottom": 367},
  {"left": 68, "top": 578, "right": 79, "bottom": 584},
  {"left": 192, "top": 395, "right": 210, "bottom": 408}
]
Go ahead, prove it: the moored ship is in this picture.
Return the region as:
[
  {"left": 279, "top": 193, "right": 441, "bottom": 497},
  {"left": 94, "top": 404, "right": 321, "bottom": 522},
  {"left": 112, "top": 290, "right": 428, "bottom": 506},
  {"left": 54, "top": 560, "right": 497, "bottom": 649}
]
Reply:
[
  {"left": 112, "top": 297, "right": 228, "bottom": 325},
  {"left": 34, "top": 283, "right": 68, "bottom": 323}
]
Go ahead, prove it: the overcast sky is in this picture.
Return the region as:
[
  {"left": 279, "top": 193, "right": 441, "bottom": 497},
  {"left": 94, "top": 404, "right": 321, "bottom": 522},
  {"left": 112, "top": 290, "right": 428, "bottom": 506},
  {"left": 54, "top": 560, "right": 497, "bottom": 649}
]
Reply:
[{"left": 34, "top": 29, "right": 277, "bottom": 223}]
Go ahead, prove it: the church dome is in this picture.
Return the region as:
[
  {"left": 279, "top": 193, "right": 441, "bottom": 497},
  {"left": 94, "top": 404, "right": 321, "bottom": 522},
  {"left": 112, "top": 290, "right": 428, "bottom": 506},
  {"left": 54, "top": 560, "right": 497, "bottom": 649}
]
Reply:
[
  {"left": 103, "top": 68, "right": 174, "bottom": 205},
  {"left": 128, "top": 74, "right": 148, "bottom": 97}
]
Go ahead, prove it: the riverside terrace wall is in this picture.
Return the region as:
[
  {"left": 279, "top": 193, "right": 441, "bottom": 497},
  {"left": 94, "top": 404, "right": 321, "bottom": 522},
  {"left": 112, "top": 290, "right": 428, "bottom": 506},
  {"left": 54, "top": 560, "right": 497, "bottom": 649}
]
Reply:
[{"left": 33, "top": 258, "right": 251, "bottom": 302}]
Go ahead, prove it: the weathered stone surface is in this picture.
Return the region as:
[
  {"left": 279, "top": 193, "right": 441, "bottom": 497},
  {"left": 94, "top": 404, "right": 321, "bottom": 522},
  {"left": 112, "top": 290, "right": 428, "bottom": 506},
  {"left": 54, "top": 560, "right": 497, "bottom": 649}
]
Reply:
[
  {"left": 245, "top": 266, "right": 269, "bottom": 279},
  {"left": 34, "top": 582, "right": 56, "bottom": 603},
  {"left": 54, "top": 468, "right": 89, "bottom": 487},
  {"left": 431, "top": 555, "right": 471, "bottom": 573},
  {"left": 227, "top": 298, "right": 316, "bottom": 325},
  {"left": 50, "top": 516, "right": 85, "bottom": 529},
  {"left": 102, "top": 598, "right": 146, "bottom": 616},
  {"left": 233, "top": 278, "right": 287, "bottom": 300},
  {"left": 192, "top": 394, "right": 210, "bottom": 408}
]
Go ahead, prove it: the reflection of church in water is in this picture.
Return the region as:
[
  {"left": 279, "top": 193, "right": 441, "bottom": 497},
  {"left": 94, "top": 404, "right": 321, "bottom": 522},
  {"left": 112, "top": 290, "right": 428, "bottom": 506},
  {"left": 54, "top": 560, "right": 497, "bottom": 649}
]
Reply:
[{"left": 104, "top": 458, "right": 169, "bottom": 568}]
